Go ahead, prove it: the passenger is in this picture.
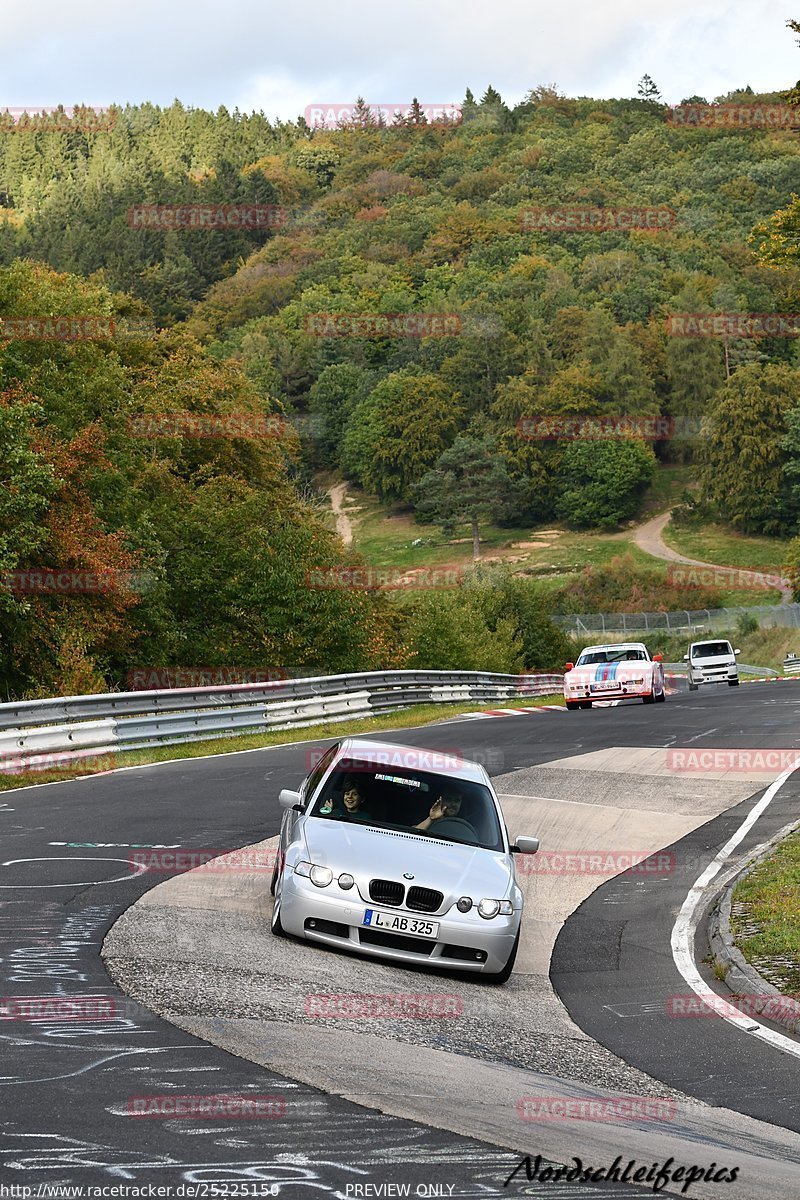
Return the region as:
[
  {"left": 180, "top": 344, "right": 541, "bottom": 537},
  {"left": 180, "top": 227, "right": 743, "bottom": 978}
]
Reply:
[
  {"left": 414, "top": 792, "right": 462, "bottom": 832},
  {"left": 321, "top": 779, "right": 372, "bottom": 822}
]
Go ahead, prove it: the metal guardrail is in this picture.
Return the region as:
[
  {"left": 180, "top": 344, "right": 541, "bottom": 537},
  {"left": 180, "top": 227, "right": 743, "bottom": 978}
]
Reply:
[
  {"left": 661, "top": 662, "right": 779, "bottom": 678},
  {"left": 0, "top": 670, "right": 565, "bottom": 773}
]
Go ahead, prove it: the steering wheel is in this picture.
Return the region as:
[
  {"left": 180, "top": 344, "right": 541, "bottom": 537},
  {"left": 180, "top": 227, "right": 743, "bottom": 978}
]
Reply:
[{"left": 427, "top": 816, "right": 480, "bottom": 843}]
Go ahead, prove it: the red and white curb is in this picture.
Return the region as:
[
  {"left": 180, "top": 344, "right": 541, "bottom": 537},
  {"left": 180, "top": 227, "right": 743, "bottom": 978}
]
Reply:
[{"left": 467, "top": 705, "right": 566, "bottom": 718}]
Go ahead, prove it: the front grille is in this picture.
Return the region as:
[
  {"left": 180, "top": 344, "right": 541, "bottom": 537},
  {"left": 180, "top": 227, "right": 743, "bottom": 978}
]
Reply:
[
  {"left": 359, "top": 928, "right": 435, "bottom": 955},
  {"left": 407, "top": 886, "right": 443, "bottom": 913},
  {"left": 369, "top": 878, "right": 405, "bottom": 907}
]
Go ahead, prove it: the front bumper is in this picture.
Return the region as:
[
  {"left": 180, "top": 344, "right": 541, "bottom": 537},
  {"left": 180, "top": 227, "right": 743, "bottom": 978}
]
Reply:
[
  {"left": 565, "top": 684, "right": 653, "bottom": 700},
  {"left": 278, "top": 872, "right": 519, "bottom": 975},
  {"left": 691, "top": 670, "right": 738, "bottom": 684}
]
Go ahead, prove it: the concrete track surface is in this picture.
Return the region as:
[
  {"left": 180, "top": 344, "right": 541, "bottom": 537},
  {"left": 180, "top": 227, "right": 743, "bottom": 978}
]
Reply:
[{"left": 3, "top": 683, "right": 800, "bottom": 1198}]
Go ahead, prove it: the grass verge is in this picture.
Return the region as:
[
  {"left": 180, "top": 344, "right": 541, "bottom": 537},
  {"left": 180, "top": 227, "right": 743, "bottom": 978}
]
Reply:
[
  {"left": 662, "top": 522, "right": 790, "bottom": 574},
  {"left": 731, "top": 829, "right": 800, "bottom": 995},
  {"left": 0, "top": 693, "right": 564, "bottom": 792}
]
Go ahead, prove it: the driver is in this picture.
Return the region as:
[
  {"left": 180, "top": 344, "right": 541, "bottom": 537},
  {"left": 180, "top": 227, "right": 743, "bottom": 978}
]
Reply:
[{"left": 414, "top": 792, "right": 462, "bottom": 832}]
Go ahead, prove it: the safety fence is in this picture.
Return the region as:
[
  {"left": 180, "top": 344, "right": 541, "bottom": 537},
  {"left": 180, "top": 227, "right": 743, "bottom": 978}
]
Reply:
[{"left": 551, "top": 603, "right": 800, "bottom": 637}]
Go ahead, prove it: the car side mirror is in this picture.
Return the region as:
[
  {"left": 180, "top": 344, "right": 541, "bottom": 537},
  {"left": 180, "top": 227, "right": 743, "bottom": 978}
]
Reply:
[
  {"left": 653, "top": 654, "right": 663, "bottom": 662},
  {"left": 734, "top": 649, "right": 741, "bottom": 655},
  {"left": 683, "top": 654, "right": 689, "bottom": 661},
  {"left": 278, "top": 788, "right": 302, "bottom": 811},
  {"left": 565, "top": 663, "right": 574, "bottom": 672},
  {"left": 513, "top": 835, "right": 539, "bottom": 855}
]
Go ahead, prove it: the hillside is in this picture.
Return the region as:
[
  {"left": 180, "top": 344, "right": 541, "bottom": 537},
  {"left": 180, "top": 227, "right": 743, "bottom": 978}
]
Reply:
[{"left": 3, "top": 87, "right": 800, "bottom": 696}]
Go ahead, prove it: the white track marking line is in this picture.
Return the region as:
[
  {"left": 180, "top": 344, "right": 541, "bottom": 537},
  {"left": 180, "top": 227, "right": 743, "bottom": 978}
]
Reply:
[{"left": 671, "top": 760, "right": 800, "bottom": 1058}]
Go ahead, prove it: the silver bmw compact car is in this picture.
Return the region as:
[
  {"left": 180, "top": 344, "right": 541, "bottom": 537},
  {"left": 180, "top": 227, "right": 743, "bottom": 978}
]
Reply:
[{"left": 270, "top": 737, "right": 540, "bottom": 983}]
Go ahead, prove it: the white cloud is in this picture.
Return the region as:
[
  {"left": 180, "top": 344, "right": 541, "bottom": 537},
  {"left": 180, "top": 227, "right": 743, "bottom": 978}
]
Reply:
[{"left": 0, "top": 0, "right": 795, "bottom": 116}]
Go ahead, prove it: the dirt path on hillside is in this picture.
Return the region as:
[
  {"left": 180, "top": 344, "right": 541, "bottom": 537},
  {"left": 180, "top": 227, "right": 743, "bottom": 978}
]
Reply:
[
  {"left": 633, "top": 511, "right": 792, "bottom": 602},
  {"left": 328, "top": 482, "right": 354, "bottom": 546}
]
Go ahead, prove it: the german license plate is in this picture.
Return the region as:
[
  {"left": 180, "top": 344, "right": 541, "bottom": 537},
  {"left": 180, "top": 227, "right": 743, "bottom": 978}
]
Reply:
[
  {"left": 591, "top": 681, "right": 618, "bottom": 691},
  {"left": 362, "top": 909, "right": 439, "bottom": 938}
]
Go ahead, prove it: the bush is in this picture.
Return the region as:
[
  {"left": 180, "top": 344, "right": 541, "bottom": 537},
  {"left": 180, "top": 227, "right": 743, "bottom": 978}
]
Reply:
[
  {"left": 551, "top": 553, "right": 724, "bottom": 614},
  {"left": 556, "top": 440, "right": 657, "bottom": 530}
]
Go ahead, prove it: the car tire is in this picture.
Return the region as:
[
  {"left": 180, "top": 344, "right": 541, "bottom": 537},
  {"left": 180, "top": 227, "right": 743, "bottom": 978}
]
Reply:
[
  {"left": 270, "top": 881, "right": 287, "bottom": 938},
  {"left": 656, "top": 687, "right": 666, "bottom": 702},
  {"left": 566, "top": 700, "right": 579, "bottom": 710},
  {"left": 579, "top": 700, "right": 592, "bottom": 709},
  {"left": 270, "top": 855, "right": 279, "bottom": 897},
  {"left": 728, "top": 679, "right": 740, "bottom": 687},
  {"left": 483, "top": 928, "right": 520, "bottom": 985},
  {"left": 642, "top": 690, "right": 656, "bottom": 704},
  {"left": 689, "top": 683, "right": 698, "bottom": 691}
]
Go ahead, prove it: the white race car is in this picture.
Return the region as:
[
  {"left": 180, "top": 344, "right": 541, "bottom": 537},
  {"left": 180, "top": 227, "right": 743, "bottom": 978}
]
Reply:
[{"left": 563, "top": 642, "right": 666, "bottom": 709}]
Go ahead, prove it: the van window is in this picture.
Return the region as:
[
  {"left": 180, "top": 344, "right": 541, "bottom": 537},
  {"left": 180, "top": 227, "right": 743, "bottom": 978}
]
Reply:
[{"left": 691, "top": 641, "right": 731, "bottom": 659}]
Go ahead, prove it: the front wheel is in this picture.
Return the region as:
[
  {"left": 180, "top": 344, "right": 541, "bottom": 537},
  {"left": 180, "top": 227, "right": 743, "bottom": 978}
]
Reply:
[
  {"left": 728, "top": 679, "right": 740, "bottom": 687},
  {"left": 566, "top": 700, "right": 580, "bottom": 710},
  {"left": 579, "top": 700, "right": 592, "bottom": 709},
  {"left": 689, "top": 682, "right": 698, "bottom": 692},
  {"left": 642, "top": 690, "right": 656, "bottom": 704},
  {"left": 270, "top": 877, "right": 287, "bottom": 938},
  {"left": 655, "top": 687, "right": 666, "bottom": 702},
  {"left": 483, "top": 928, "right": 520, "bottom": 985}
]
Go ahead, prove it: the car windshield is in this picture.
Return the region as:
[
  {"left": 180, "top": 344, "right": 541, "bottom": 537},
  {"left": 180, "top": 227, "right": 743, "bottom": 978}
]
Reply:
[
  {"left": 308, "top": 760, "right": 504, "bottom": 851},
  {"left": 692, "top": 642, "right": 732, "bottom": 658},
  {"left": 576, "top": 647, "right": 647, "bottom": 665}
]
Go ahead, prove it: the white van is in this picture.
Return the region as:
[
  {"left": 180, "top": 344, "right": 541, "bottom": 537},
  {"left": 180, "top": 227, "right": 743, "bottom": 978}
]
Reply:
[{"left": 684, "top": 639, "right": 740, "bottom": 690}]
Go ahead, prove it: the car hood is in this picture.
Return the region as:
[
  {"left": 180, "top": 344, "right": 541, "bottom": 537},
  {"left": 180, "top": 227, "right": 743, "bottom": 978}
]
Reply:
[
  {"left": 301, "top": 817, "right": 514, "bottom": 903},
  {"left": 567, "top": 662, "right": 653, "bottom": 683}
]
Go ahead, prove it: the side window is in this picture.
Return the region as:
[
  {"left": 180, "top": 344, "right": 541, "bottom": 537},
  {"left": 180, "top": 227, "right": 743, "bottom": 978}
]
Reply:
[{"left": 301, "top": 743, "right": 339, "bottom": 806}]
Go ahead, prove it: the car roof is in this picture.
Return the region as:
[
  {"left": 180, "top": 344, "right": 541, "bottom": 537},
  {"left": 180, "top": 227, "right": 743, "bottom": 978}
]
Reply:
[
  {"left": 337, "top": 738, "right": 488, "bottom": 784},
  {"left": 579, "top": 642, "right": 648, "bottom": 654},
  {"left": 690, "top": 639, "right": 731, "bottom": 647}
]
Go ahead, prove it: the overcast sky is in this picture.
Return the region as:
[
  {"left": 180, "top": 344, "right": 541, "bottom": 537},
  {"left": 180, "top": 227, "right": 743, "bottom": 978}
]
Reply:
[{"left": 2, "top": 1, "right": 796, "bottom": 121}]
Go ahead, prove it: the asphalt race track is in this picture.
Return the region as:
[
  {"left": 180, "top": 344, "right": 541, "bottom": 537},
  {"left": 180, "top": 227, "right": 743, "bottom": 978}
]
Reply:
[{"left": 2, "top": 683, "right": 800, "bottom": 1198}]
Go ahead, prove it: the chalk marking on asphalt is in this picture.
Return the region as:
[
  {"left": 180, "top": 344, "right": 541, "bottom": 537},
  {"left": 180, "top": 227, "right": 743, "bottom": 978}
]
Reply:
[
  {"left": 0, "top": 856, "right": 148, "bottom": 888},
  {"left": 671, "top": 759, "right": 800, "bottom": 1059}
]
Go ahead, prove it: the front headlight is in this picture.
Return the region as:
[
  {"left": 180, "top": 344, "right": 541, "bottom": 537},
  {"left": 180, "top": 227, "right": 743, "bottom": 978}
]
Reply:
[
  {"left": 477, "top": 898, "right": 513, "bottom": 919},
  {"left": 295, "top": 861, "right": 333, "bottom": 888},
  {"left": 629, "top": 677, "right": 644, "bottom": 685}
]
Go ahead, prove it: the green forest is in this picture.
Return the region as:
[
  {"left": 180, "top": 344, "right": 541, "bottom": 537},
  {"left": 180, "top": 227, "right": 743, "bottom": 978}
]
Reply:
[{"left": 3, "top": 65, "right": 800, "bottom": 698}]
